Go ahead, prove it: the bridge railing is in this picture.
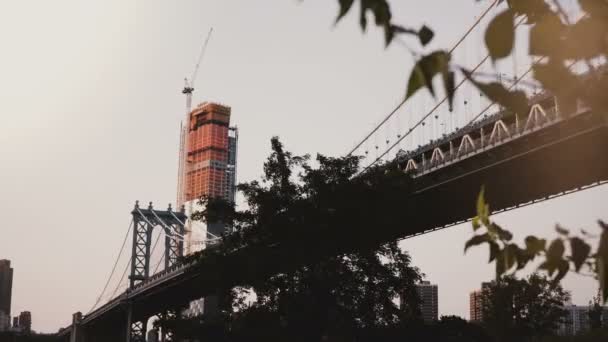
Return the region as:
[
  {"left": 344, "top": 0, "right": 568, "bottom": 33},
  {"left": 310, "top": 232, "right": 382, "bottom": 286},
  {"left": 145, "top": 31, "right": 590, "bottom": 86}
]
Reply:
[{"left": 396, "top": 96, "right": 591, "bottom": 176}]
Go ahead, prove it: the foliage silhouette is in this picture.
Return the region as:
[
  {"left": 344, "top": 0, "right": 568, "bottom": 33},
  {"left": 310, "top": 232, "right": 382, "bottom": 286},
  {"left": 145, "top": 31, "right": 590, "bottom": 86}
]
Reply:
[
  {"left": 480, "top": 274, "right": 569, "bottom": 342},
  {"left": 161, "top": 137, "right": 424, "bottom": 340}
]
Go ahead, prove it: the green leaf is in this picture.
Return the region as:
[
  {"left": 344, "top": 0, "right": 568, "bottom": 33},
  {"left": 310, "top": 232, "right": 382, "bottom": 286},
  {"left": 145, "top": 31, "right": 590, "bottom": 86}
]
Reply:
[
  {"left": 580, "top": 0, "right": 608, "bottom": 18},
  {"left": 547, "top": 238, "right": 565, "bottom": 260},
  {"left": 405, "top": 50, "right": 450, "bottom": 100},
  {"left": 525, "top": 236, "right": 546, "bottom": 255},
  {"left": 465, "top": 233, "right": 491, "bottom": 253},
  {"left": 515, "top": 246, "right": 532, "bottom": 270},
  {"left": 555, "top": 225, "right": 569, "bottom": 236},
  {"left": 495, "top": 249, "right": 506, "bottom": 278},
  {"left": 505, "top": 243, "right": 518, "bottom": 271},
  {"left": 485, "top": 9, "right": 515, "bottom": 61},
  {"left": 472, "top": 216, "right": 481, "bottom": 231},
  {"left": 567, "top": 16, "right": 608, "bottom": 60},
  {"left": 570, "top": 237, "right": 591, "bottom": 272},
  {"left": 506, "top": 0, "right": 550, "bottom": 23},
  {"left": 391, "top": 25, "right": 417, "bottom": 35},
  {"left": 529, "top": 13, "right": 565, "bottom": 57},
  {"left": 533, "top": 61, "right": 580, "bottom": 116},
  {"left": 443, "top": 71, "right": 456, "bottom": 112},
  {"left": 357, "top": 0, "right": 394, "bottom": 45},
  {"left": 493, "top": 223, "right": 513, "bottom": 242},
  {"left": 418, "top": 25, "right": 434, "bottom": 46},
  {"left": 336, "top": 0, "right": 355, "bottom": 22},
  {"left": 476, "top": 187, "right": 490, "bottom": 226},
  {"left": 554, "top": 259, "right": 569, "bottom": 284},
  {"left": 489, "top": 241, "right": 500, "bottom": 263},
  {"left": 462, "top": 69, "right": 529, "bottom": 116}
]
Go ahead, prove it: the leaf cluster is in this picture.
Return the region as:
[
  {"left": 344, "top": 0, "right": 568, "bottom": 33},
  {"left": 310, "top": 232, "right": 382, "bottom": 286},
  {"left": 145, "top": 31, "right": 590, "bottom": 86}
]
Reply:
[
  {"left": 333, "top": 0, "right": 608, "bottom": 127},
  {"left": 466, "top": 187, "right": 608, "bottom": 303}
]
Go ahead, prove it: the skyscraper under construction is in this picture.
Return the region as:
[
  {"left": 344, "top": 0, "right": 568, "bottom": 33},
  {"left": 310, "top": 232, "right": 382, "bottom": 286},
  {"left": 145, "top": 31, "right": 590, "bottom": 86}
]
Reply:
[
  {"left": 176, "top": 101, "right": 238, "bottom": 317},
  {"left": 177, "top": 101, "right": 238, "bottom": 253}
]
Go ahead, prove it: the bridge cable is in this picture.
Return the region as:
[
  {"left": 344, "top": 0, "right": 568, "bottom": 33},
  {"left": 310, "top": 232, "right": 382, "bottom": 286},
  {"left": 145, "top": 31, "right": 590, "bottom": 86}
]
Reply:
[
  {"left": 462, "top": 56, "right": 583, "bottom": 132},
  {"left": 357, "top": 54, "right": 490, "bottom": 174},
  {"left": 136, "top": 207, "right": 185, "bottom": 241},
  {"left": 89, "top": 228, "right": 165, "bottom": 316},
  {"left": 357, "top": 15, "right": 528, "bottom": 174},
  {"left": 363, "top": 52, "right": 582, "bottom": 174},
  {"left": 346, "top": 0, "right": 500, "bottom": 157},
  {"left": 86, "top": 220, "right": 133, "bottom": 314},
  {"left": 153, "top": 253, "right": 165, "bottom": 275}
]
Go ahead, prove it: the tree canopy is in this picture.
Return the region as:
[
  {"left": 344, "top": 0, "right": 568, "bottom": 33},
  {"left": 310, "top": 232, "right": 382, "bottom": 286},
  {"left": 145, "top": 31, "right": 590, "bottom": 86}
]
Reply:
[
  {"left": 481, "top": 274, "right": 569, "bottom": 341},
  {"left": 165, "top": 138, "right": 424, "bottom": 341}
]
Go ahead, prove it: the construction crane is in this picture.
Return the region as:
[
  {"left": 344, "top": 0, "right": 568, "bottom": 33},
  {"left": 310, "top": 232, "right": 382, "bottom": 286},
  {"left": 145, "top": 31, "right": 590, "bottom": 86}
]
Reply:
[
  {"left": 176, "top": 28, "right": 214, "bottom": 255},
  {"left": 182, "top": 27, "right": 214, "bottom": 117},
  {"left": 177, "top": 27, "right": 214, "bottom": 207}
]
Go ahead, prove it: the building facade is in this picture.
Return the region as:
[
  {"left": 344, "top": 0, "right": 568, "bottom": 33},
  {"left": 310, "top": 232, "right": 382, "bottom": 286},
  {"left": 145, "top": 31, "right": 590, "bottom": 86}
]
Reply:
[
  {"left": 179, "top": 102, "right": 238, "bottom": 248},
  {"left": 177, "top": 102, "right": 238, "bottom": 317},
  {"left": 469, "top": 282, "right": 491, "bottom": 322},
  {"left": 0, "top": 260, "right": 13, "bottom": 327},
  {"left": 417, "top": 281, "right": 438, "bottom": 322},
  {"left": 469, "top": 290, "right": 483, "bottom": 322},
  {"left": 559, "top": 303, "right": 608, "bottom": 335},
  {"left": 18, "top": 311, "right": 31, "bottom": 333},
  {"left": 183, "top": 102, "right": 237, "bottom": 204}
]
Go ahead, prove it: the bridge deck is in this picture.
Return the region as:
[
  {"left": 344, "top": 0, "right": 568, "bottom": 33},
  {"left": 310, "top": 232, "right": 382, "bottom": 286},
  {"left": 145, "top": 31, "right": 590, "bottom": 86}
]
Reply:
[{"left": 79, "top": 105, "right": 608, "bottom": 329}]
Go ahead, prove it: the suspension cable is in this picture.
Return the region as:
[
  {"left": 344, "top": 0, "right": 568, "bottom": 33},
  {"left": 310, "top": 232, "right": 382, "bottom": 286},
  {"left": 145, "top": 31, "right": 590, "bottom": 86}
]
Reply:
[
  {"left": 150, "top": 209, "right": 186, "bottom": 239},
  {"left": 109, "top": 258, "right": 131, "bottom": 301},
  {"left": 358, "top": 54, "right": 490, "bottom": 174},
  {"left": 153, "top": 253, "right": 165, "bottom": 275},
  {"left": 86, "top": 220, "right": 133, "bottom": 313},
  {"left": 358, "top": 15, "right": 528, "bottom": 174},
  {"left": 346, "top": 0, "right": 500, "bottom": 156},
  {"left": 137, "top": 207, "right": 184, "bottom": 241}
]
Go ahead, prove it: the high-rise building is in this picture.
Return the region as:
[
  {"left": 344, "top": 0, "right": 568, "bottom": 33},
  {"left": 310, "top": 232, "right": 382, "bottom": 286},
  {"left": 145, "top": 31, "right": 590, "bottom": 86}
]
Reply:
[
  {"left": 469, "top": 282, "right": 491, "bottom": 322},
  {"left": 18, "top": 311, "right": 31, "bottom": 333},
  {"left": 183, "top": 102, "right": 236, "bottom": 203},
  {"left": 469, "top": 290, "right": 484, "bottom": 322},
  {"left": 0, "top": 260, "right": 13, "bottom": 322},
  {"left": 559, "top": 303, "right": 608, "bottom": 335},
  {"left": 416, "top": 281, "right": 438, "bottom": 322},
  {"left": 177, "top": 102, "right": 238, "bottom": 317},
  {"left": 178, "top": 102, "right": 238, "bottom": 249}
]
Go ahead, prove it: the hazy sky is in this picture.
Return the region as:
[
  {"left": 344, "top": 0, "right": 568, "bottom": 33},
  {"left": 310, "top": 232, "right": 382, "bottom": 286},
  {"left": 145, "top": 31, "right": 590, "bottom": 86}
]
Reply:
[{"left": 0, "top": 0, "right": 603, "bottom": 333}]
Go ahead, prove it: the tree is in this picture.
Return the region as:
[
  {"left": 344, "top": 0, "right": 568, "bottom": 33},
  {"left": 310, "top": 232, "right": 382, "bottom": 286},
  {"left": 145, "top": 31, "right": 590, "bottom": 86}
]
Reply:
[
  {"left": 434, "top": 315, "right": 490, "bottom": 342},
  {"left": 160, "top": 138, "right": 424, "bottom": 341},
  {"left": 588, "top": 292, "right": 604, "bottom": 330},
  {"left": 481, "top": 274, "right": 569, "bottom": 342},
  {"left": 234, "top": 241, "right": 423, "bottom": 341}
]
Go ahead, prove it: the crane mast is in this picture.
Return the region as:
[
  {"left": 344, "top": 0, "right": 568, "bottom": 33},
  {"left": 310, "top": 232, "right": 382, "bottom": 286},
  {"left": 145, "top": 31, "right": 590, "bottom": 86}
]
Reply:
[{"left": 176, "top": 28, "right": 213, "bottom": 255}]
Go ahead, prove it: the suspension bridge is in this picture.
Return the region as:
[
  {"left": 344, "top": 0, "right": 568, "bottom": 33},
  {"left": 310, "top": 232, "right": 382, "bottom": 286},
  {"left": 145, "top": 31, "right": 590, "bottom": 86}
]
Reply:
[{"left": 57, "top": 1, "right": 608, "bottom": 341}]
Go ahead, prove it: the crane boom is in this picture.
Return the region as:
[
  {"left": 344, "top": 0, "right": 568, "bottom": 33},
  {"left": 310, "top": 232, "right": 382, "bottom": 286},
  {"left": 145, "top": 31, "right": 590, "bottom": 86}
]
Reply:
[
  {"left": 177, "top": 27, "right": 214, "bottom": 256},
  {"left": 190, "top": 27, "right": 213, "bottom": 90}
]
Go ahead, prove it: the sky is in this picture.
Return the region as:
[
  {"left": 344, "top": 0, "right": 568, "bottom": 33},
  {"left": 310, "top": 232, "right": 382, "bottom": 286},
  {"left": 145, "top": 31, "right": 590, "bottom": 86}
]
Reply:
[{"left": 0, "top": 0, "right": 603, "bottom": 333}]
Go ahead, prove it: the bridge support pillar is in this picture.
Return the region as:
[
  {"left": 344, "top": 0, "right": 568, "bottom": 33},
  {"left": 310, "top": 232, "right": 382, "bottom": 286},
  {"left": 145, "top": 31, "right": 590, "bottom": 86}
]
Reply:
[
  {"left": 126, "top": 304, "right": 147, "bottom": 342},
  {"left": 70, "top": 312, "right": 86, "bottom": 342}
]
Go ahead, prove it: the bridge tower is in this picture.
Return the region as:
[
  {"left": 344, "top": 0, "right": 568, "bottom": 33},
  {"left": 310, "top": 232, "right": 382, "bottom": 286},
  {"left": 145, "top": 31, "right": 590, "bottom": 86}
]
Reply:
[
  {"left": 129, "top": 201, "right": 187, "bottom": 288},
  {"left": 127, "top": 201, "right": 187, "bottom": 342}
]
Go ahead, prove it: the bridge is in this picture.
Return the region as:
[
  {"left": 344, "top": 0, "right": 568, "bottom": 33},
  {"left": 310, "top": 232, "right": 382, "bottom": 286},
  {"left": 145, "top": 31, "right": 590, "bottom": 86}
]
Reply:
[{"left": 58, "top": 90, "right": 608, "bottom": 342}]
